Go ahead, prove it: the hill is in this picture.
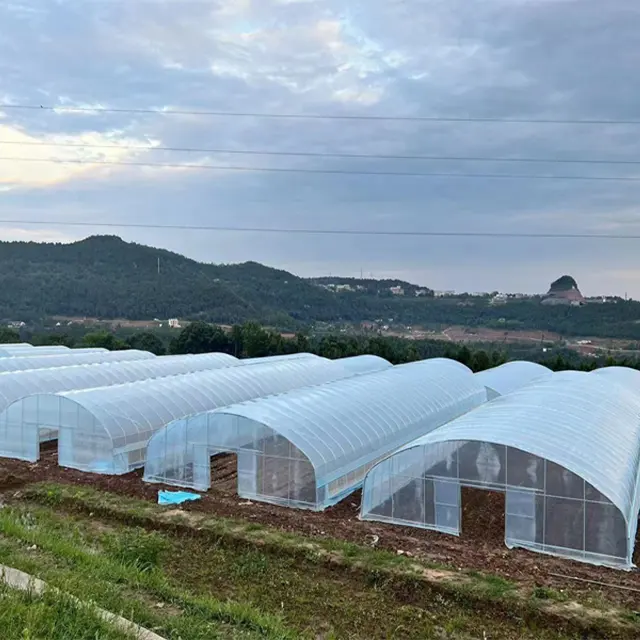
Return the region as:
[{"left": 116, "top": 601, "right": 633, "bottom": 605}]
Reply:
[
  {"left": 549, "top": 275, "right": 579, "bottom": 292},
  {"left": 3, "top": 235, "right": 640, "bottom": 340},
  {"left": 0, "top": 236, "right": 433, "bottom": 327},
  {"left": 542, "top": 275, "right": 585, "bottom": 306}
]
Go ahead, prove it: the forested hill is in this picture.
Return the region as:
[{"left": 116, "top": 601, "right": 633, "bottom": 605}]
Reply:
[
  {"left": 2, "top": 235, "right": 640, "bottom": 340},
  {"left": 0, "top": 235, "right": 434, "bottom": 326}
]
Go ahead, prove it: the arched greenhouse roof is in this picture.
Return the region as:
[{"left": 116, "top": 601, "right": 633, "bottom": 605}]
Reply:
[
  {"left": 24, "top": 355, "right": 390, "bottom": 474},
  {"left": 332, "top": 355, "right": 392, "bottom": 374},
  {"left": 475, "top": 361, "right": 552, "bottom": 397},
  {"left": 208, "top": 358, "right": 486, "bottom": 486},
  {"left": 0, "top": 349, "right": 155, "bottom": 373},
  {"left": 239, "top": 353, "right": 325, "bottom": 365},
  {"left": 0, "top": 345, "right": 72, "bottom": 357},
  {"left": 377, "top": 373, "right": 640, "bottom": 526},
  {"left": 591, "top": 366, "right": 640, "bottom": 394},
  {"left": 143, "top": 355, "right": 392, "bottom": 484},
  {"left": 0, "top": 352, "right": 239, "bottom": 414},
  {"left": 55, "top": 354, "right": 389, "bottom": 444}
]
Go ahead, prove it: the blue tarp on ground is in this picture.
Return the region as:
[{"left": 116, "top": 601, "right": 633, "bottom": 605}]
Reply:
[{"left": 157, "top": 490, "right": 201, "bottom": 505}]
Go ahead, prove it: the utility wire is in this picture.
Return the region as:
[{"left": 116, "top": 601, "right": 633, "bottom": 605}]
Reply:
[
  {"left": 3, "top": 155, "right": 640, "bottom": 181},
  {"left": 2, "top": 139, "right": 639, "bottom": 166},
  {"left": 1, "top": 103, "right": 639, "bottom": 125},
  {"left": 0, "top": 219, "right": 637, "bottom": 239}
]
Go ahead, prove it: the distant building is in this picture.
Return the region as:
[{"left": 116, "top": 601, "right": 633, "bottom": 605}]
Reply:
[
  {"left": 434, "top": 290, "right": 455, "bottom": 297},
  {"left": 389, "top": 286, "right": 405, "bottom": 296},
  {"left": 168, "top": 318, "right": 181, "bottom": 329},
  {"left": 490, "top": 293, "right": 508, "bottom": 305}
]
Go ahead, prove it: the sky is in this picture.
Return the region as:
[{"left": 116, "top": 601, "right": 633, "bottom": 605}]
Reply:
[{"left": 1, "top": 0, "right": 640, "bottom": 297}]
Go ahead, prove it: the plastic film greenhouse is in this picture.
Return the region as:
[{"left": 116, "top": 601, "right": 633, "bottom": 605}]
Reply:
[
  {"left": 360, "top": 371, "right": 640, "bottom": 569},
  {"left": 475, "top": 361, "right": 552, "bottom": 399},
  {"left": 16, "top": 355, "right": 388, "bottom": 474},
  {"left": 0, "top": 345, "right": 74, "bottom": 357},
  {"left": 167, "top": 358, "right": 487, "bottom": 510},
  {"left": 591, "top": 366, "right": 640, "bottom": 394},
  {"left": 0, "top": 351, "right": 243, "bottom": 461},
  {"left": 144, "top": 355, "right": 391, "bottom": 488},
  {"left": 0, "top": 349, "right": 156, "bottom": 373}
]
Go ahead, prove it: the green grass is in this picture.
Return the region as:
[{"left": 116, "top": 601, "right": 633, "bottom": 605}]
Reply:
[
  {"left": 17, "top": 483, "right": 640, "bottom": 639},
  {"left": 0, "top": 506, "right": 297, "bottom": 640},
  {"left": 0, "top": 583, "right": 135, "bottom": 640},
  {"left": 531, "top": 586, "right": 569, "bottom": 602}
]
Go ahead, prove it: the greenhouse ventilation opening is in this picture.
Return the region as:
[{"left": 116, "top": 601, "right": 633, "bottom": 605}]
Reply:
[
  {"left": 360, "top": 370, "right": 640, "bottom": 569},
  {"left": 148, "top": 358, "right": 488, "bottom": 510},
  {"left": 12, "top": 354, "right": 388, "bottom": 474},
  {"left": 0, "top": 351, "right": 243, "bottom": 461}
]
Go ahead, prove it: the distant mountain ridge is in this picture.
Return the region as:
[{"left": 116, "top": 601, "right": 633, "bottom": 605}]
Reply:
[
  {"left": 0, "top": 235, "right": 431, "bottom": 326},
  {"left": 3, "top": 236, "right": 640, "bottom": 341}
]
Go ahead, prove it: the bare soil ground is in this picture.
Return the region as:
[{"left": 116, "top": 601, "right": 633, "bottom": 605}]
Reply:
[
  {"left": 3, "top": 449, "right": 640, "bottom": 611},
  {"left": 441, "top": 326, "right": 562, "bottom": 344}
]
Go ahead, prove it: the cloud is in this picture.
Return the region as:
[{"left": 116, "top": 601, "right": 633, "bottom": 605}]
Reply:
[
  {"left": 1, "top": 0, "right": 640, "bottom": 296},
  {"left": 0, "top": 122, "right": 158, "bottom": 188}
]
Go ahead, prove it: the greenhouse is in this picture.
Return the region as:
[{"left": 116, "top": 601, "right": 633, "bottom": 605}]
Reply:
[
  {"left": 144, "top": 354, "right": 392, "bottom": 488},
  {"left": 360, "top": 372, "right": 640, "bottom": 569},
  {"left": 13, "top": 354, "right": 388, "bottom": 474},
  {"left": 475, "top": 361, "right": 552, "bottom": 399},
  {"left": 0, "top": 351, "right": 242, "bottom": 461},
  {"left": 591, "top": 366, "right": 640, "bottom": 394},
  {"left": 164, "top": 358, "right": 488, "bottom": 509},
  {"left": 0, "top": 349, "right": 155, "bottom": 373},
  {"left": 0, "top": 345, "right": 72, "bottom": 357}
]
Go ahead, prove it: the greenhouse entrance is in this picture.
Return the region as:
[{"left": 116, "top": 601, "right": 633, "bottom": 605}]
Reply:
[{"left": 460, "top": 486, "right": 505, "bottom": 547}]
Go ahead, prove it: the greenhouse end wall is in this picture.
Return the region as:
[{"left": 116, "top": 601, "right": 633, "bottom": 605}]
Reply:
[{"left": 362, "top": 442, "right": 630, "bottom": 569}]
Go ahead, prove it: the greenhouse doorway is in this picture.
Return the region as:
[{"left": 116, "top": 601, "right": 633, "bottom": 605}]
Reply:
[
  {"left": 39, "top": 435, "right": 59, "bottom": 460},
  {"left": 210, "top": 452, "right": 238, "bottom": 493},
  {"left": 460, "top": 486, "right": 505, "bottom": 547}
]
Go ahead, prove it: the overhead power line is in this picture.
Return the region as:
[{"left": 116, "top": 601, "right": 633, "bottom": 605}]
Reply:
[
  {"left": 2, "top": 139, "right": 640, "bottom": 166},
  {"left": 3, "top": 155, "right": 640, "bottom": 182},
  {"left": 0, "top": 219, "right": 637, "bottom": 240},
  {"left": 1, "top": 103, "right": 640, "bottom": 125}
]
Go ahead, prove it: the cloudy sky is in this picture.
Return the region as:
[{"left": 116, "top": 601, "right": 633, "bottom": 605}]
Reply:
[{"left": 1, "top": 0, "right": 640, "bottom": 296}]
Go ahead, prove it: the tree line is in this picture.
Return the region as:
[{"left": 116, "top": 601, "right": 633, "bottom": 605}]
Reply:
[{"left": 4, "top": 322, "right": 640, "bottom": 374}]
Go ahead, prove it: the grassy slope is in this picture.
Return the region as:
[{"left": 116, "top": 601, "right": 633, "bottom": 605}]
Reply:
[
  {"left": 6, "top": 483, "right": 639, "bottom": 639},
  {"left": 0, "top": 584, "right": 136, "bottom": 640}
]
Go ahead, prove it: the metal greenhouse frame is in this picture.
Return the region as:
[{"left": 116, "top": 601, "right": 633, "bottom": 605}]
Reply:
[
  {"left": 0, "top": 352, "right": 241, "bottom": 461},
  {"left": 164, "top": 358, "right": 488, "bottom": 510},
  {"left": 12, "top": 355, "right": 388, "bottom": 474},
  {"left": 475, "top": 361, "right": 552, "bottom": 398},
  {"left": 0, "top": 349, "right": 156, "bottom": 373},
  {"left": 360, "top": 372, "right": 640, "bottom": 569}
]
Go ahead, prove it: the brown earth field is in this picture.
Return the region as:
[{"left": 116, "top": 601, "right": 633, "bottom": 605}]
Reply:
[
  {"left": 441, "top": 326, "right": 561, "bottom": 344},
  {"left": 2, "top": 448, "right": 640, "bottom": 612}
]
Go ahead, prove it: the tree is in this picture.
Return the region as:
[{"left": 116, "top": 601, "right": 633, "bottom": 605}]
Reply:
[
  {"left": 35, "top": 333, "right": 76, "bottom": 347},
  {"left": 126, "top": 332, "right": 166, "bottom": 355},
  {"left": 470, "top": 350, "right": 491, "bottom": 372},
  {"left": 80, "top": 331, "right": 128, "bottom": 351},
  {"left": 169, "top": 322, "right": 232, "bottom": 354},
  {"left": 0, "top": 327, "right": 21, "bottom": 344},
  {"left": 241, "top": 322, "right": 274, "bottom": 358}
]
